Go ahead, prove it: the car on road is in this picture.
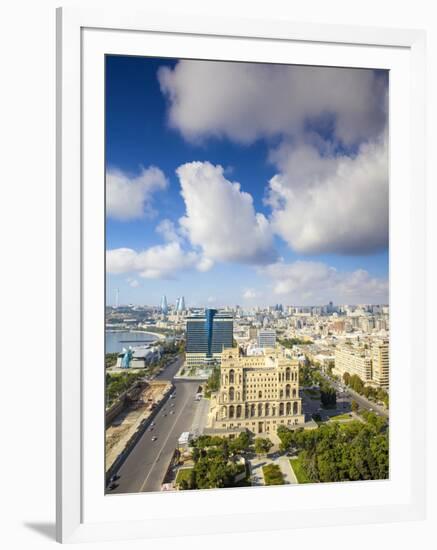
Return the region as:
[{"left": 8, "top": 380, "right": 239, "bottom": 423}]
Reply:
[
  {"left": 170, "top": 411, "right": 175, "bottom": 415},
  {"left": 151, "top": 436, "right": 158, "bottom": 441}
]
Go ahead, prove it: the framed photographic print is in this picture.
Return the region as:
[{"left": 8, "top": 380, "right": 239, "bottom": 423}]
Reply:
[{"left": 56, "top": 7, "right": 426, "bottom": 543}]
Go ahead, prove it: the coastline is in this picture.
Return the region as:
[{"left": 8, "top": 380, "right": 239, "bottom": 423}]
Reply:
[
  {"left": 105, "top": 328, "right": 166, "bottom": 341},
  {"left": 130, "top": 330, "right": 166, "bottom": 341}
]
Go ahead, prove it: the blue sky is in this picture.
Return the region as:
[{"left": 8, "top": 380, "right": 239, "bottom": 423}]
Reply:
[{"left": 105, "top": 55, "right": 389, "bottom": 308}]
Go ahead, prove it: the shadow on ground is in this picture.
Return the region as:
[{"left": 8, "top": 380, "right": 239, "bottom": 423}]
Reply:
[{"left": 23, "top": 522, "right": 56, "bottom": 541}]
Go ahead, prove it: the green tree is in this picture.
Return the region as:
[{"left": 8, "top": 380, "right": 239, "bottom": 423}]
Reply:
[
  {"left": 254, "top": 437, "right": 273, "bottom": 456},
  {"left": 343, "top": 372, "right": 351, "bottom": 385},
  {"left": 105, "top": 352, "right": 119, "bottom": 368},
  {"left": 204, "top": 366, "right": 220, "bottom": 397},
  {"left": 178, "top": 479, "right": 190, "bottom": 490},
  {"left": 229, "top": 431, "right": 252, "bottom": 454},
  {"left": 280, "top": 338, "right": 313, "bottom": 349},
  {"left": 222, "top": 439, "right": 230, "bottom": 461},
  {"left": 349, "top": 374, "right": 364, "bottom": 394},
  {"left": 351, "top": 400, "right": 359, "bottom": 413},
  {"left": 320, "top": 384, "right": 337, "bottom": 407},
  {"left": 277, "top": 425, "right": 295, "bottom": 451},
  {"left": 283, "top": 415, "right": 388, "bottom": 484},
  {"left": 192, "top": 447, "right": 201, "bottom": 463}
]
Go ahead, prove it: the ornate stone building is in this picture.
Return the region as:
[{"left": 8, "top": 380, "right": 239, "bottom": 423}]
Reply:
[{"left": 209, "top": 347, "right": 305, "bottom": 435}]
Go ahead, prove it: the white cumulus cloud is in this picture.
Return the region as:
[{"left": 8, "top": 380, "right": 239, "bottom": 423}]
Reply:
[
  {"left": 159, "top": 61, "right": 388, "bottom": 257},
  {"left": 263, "top": 260, "right": 388, "bottom": 304},
  {"left": 266, "top": 135, "right": 388, "bottom": 254},
  {"left": 106, "top": 166, "right": 168, "bottom": 221},
  {"left": 158, "top": 60, "right": 387, "bottom": 147},
  {"left": 106, "top": 242, "right": 212, "bottom": 279},
  {"left": 176, "top": 161, "right": 276, "bottom": 265},
  {"left": 156, "top": 218, "right": 183, "bottom": 243}
]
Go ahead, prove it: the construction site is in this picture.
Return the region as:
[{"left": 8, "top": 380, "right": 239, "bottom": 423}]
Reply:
[{"left": 105, "top": 380, "right": 173, "bottom": 474}]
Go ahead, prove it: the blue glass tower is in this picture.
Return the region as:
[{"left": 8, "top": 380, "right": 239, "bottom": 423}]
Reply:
[
  {"left": 185, "top": 309, "right": 233, "bottom": 365},
  {"left": 205, "top": 308, "right": 217, "bottom": 357}
]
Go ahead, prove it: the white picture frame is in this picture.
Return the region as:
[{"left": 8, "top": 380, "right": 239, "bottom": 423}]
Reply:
[{"left": 56, "top": 6, "right": 426, "bottom": 544}]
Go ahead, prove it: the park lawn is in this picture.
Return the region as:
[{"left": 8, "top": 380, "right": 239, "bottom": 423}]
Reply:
[
  {"left": 329, "top": 413, "right": 353, "bottom": 421},
  {"left": 175, "top": 467, "right": 193, "bottom": 486},
  {"left": 262, "top": 464, "right": 285, "bottom": 486},
  {"left": 290, "top": 457, "right": 312, "bottom": 484}
]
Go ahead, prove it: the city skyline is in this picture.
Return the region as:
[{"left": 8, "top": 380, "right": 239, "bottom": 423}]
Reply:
[
  {"left": 107, "top": 293, "right": 388, "bottom": 310},
  {"left": 105, "top": 56, "right": 389, "bottom": 308}
]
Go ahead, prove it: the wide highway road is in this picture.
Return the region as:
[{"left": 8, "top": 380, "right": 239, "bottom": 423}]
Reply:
[{"left": 109, "top": 356, "right": 202, "bottom": 494}]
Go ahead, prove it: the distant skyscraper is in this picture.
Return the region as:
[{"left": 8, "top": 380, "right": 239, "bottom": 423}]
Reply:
[
  {"left": 114, "top": 288, "right": 119, "bottom": 309},
  {"left": 160, "top": 295, "right": 168, "bottom": 315},
  {"left": 258, "top": 329, "right": 276, "bottom": 348},
  {"left": 185, "top": 309, "right": 233, "bottom": 369},
  {"left": 177, "top": 296, "right": 186, "bottom": 312}
]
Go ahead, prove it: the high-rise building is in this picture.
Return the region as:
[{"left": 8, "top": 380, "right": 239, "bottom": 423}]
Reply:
[
  {"left": 334, "top": 345, "right": 372, "bottom": 382},
  {"left": 160, "top": 295, "right": 168, "bottom": 315},
  {"left": 257, "top": 328, "right": 276, "bottom": 348},
  {"left": 371, "top": 339, "right": 389, "bottom": 389},
  {"left": 185, "top": 309, "right": 233, "bottom": 369},
  {"left": 208, "top": 347, "right": 305, "bottom": 435},
  {"left": 177, "top": 296, "right": 186, "bottom": 312}
]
